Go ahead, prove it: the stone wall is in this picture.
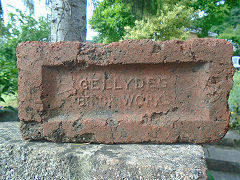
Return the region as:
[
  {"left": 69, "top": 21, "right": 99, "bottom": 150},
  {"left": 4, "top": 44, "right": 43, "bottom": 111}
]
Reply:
[{"left": 0, "top": 122, "right": 207, "bottom": 180}]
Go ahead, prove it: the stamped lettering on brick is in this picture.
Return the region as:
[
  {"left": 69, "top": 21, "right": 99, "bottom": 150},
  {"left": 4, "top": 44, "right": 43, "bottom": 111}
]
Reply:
[{"left": 42, "top": 63, "right": 207, "bottom": 118}]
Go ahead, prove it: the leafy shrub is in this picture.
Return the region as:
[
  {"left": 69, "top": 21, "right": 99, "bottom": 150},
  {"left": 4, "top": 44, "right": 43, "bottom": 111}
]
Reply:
[
  {"left": 0, "top": 9, "right": 50, "bottom": 114},
  {"left": 228, "top": 71, "right": 240, "bottom": 133},
  {"left": 124, "top": 2, "right": 193, "bottom": 41}
]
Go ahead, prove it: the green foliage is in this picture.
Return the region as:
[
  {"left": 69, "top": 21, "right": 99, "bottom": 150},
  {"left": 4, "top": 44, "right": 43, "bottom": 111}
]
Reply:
[
  {"left": 191, "top": 0, "right": 229, "bottom": 37},
  {"left": 0, "top": 105, "right": 17, "bottom": 115},
  {"left": 225, "top": 0, "right": 240, "bottom": 9},
  {"left": 211, "top": 7, "right": 240, "bottom": 55},
  {"left": 191, "top": 1, "right": 240, "bottom": 55},
  {"left": 124, "top": 2, "right": 193, "bottom": 41},
  {"left": 228, "top": 71, "right": 240, "bottom": 133},
  {"left": 207, "top": 171, "right": 214, "bottom": 180},
  {"left": 90, "top": 0, "right": 194, "bottom": 43},
  {"left": 0, "top": 94, "right": 18, "bottom": 107},
  {"left": 119, "top": 0, "right": 163, "bottom": 19},
  {"left": 90, "top": 0, "right": 240, "bottom": 44},
  {"left": 0, "top": 9, "right": 50, "bottom": 109},
  {"left": 89, "top": 0, "right": 135, "bottom": 43},
  {"left": 218, "top": 25, "right": 240, "bottom": 56},
  {"left": 118, "top": 0, "right": 195, "bottom": 20}
]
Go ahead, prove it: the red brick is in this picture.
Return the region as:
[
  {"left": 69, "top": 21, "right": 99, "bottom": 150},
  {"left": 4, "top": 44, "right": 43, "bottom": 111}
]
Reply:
[{"left": 17, "top": 39, "right": 233, "bottom": 143}]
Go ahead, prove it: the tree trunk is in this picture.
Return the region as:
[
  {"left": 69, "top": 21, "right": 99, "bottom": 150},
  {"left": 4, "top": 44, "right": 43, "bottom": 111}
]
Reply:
[{"left": 50, "top": 0, "right": 87, "bottom": 42}]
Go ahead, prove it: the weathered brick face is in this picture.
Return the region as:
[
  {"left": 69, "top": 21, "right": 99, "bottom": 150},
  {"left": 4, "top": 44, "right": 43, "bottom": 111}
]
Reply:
[{"left": 17, "top": 39, "right": 233, "bottom": 143}]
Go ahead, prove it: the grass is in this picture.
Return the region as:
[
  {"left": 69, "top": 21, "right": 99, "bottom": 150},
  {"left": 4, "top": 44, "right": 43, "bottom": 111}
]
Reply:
[
  {"left": 207, "top": 170, "right": 215, "bottom": 180},
  {"left": 0, "top": 94, "right": 18, "bottom": 108}
]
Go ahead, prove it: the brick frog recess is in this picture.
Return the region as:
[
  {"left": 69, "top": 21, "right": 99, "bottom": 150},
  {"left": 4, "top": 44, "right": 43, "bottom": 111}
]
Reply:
[{"left": 17, "top": 39, "right": 233, "bottom": 143}]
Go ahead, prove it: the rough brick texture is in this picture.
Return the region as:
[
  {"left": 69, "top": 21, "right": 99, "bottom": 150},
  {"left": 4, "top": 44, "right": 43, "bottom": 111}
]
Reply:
[{"left": 17, "top": 39, "right": 233, "bottom": 143}]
